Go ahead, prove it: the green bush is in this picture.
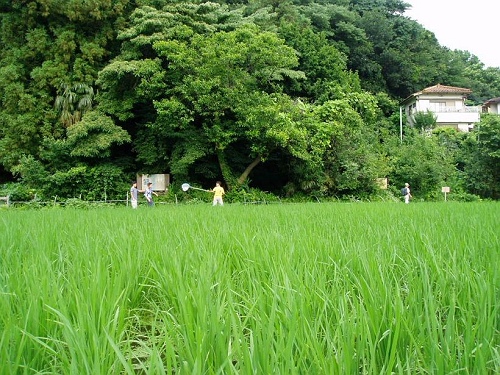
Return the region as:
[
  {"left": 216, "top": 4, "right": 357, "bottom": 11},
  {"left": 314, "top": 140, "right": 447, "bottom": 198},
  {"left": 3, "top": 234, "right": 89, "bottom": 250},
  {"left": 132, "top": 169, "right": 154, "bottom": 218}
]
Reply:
[
  {"left": 0, "top": 182, "right": 37, "bottom": 202},
  {"left": 225, "top": 187, "right": 281, "bottom": 204},
  {"left": 446, "top": 191, "right": 482, "bottom": 202}
]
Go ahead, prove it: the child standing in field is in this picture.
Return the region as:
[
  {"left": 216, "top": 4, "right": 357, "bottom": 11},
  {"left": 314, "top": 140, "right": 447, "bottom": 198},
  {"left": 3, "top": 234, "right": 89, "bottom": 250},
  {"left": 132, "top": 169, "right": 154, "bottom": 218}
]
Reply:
[
  {"left": 144, "top": 182, "right": 158, "bottom": 207},
  {"left": 211, "top": 181, "right": 225, "bottom": 206}
]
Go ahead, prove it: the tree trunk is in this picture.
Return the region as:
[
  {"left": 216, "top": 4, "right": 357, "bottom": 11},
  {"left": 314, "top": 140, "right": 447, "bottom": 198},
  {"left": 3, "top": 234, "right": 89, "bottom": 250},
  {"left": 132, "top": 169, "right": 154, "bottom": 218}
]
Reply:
[
  {"left": 216, "top": 148, "right": 236, "bottom": 189},
  {"left": 237, "top": 155, "right": 261, "bottom": 185}
]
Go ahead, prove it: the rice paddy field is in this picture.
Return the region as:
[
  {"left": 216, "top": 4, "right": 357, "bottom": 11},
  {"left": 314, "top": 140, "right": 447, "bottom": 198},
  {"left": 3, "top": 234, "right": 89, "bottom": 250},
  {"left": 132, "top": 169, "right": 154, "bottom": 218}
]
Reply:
[{"left": 1, "top": 202, "right": 499, "bottom": 374}]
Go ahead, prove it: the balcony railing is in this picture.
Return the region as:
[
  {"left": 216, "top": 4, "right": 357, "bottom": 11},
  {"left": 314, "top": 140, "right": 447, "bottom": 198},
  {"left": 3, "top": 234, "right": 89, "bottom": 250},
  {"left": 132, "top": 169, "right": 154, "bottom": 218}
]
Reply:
[{"left": 431, "top": 106, "right": 482, "bottom": 113}]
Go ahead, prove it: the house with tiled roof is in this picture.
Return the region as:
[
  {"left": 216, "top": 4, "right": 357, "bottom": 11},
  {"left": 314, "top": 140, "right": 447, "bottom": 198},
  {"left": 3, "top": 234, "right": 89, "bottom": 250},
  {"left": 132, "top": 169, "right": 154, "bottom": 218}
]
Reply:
[
  {"left": 401, "top": 84, "right": 481, "bottom": 132},
  {"left": 482, "top": 97, "right": 500, "bottom": 114}
]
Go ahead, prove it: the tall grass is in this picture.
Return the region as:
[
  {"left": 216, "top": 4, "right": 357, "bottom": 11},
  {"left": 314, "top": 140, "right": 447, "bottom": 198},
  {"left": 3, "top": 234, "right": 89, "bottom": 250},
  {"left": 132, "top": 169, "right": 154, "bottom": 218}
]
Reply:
[{"left": 1, "top": 202, "right": 498, "bottom": 374}]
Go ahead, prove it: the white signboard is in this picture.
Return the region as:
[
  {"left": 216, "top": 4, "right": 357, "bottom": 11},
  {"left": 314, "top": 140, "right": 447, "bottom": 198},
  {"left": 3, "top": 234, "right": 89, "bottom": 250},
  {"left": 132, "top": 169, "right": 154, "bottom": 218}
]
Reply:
[
  {"left": 138, "top": 174, "right": 170, "bottom": 191},
  {"left": 441, "top": 186, "right": 450, "bottom": 201}
]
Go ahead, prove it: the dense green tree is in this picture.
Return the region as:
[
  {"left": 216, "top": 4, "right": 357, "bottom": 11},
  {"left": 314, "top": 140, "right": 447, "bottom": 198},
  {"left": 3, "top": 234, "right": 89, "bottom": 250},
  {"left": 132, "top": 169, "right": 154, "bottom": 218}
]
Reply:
[
  {"left": 350, "top": 0, "right": 410, "bottom": 15},
  {"left": 97, "top": 2, "right": 245, "bottom": 176},
  {"left": 387, "top": 128, "right": 457, "bottom": 199},
  {"left": 376, "top": 17, "right": 448, "bottom": 98},
  {"left": 442, "top": 50, "right": 500, "bottom": 104},
  {"left": 66, "top": 111, "right": 131, "bottom": 158},
  {"left": 284, "top": 90, "right": 391, "bottom": 197},
  {"left": 0, "top": 0, "right": 132, "bottom": 170},
  {"left": 98, "top": 4, "right": 317, "bottom": 188},
  {"left": 55, "top": 83, "right": 94, "bottom": 127},
  {"left": 147, "top": 24, "right": 309, "bottom": 185},
  {"left": 461, "top": 115, "right": 500, "bottom": 199},
  {"left": 97, "top": 2, "right": 390, "bottom": 194},
  {"left": 277, "top": 19, "right": 360, "bottom": 101}
]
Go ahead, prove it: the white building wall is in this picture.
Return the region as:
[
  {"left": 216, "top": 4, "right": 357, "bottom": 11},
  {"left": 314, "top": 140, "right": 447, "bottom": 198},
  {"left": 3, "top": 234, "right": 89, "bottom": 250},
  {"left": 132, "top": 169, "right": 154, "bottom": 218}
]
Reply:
[
  {"left": 404, "top": 98, "right": 480, "bottom": 131},
  {"left": 435, "top": 111, "right": 480, "bottom": 124}
]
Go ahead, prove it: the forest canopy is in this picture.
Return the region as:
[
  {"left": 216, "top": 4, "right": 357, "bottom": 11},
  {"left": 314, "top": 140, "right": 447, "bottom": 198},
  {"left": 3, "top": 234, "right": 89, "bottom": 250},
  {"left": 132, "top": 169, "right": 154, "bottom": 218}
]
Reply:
[{"left": 1, "top": 0, "right": 499, "bottom": 201}]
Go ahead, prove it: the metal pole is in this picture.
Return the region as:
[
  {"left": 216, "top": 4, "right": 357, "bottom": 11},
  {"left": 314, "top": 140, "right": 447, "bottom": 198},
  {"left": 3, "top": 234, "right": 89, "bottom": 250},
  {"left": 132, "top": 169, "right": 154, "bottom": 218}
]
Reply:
[{"left": 399, "top": 106, "right": 403, "bottom": 143}]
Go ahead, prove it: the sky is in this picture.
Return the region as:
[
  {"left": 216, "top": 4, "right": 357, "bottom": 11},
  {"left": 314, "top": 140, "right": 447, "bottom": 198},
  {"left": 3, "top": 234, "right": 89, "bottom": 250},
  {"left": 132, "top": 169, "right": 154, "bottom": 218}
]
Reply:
[{"left": 404, "top": 0, "right": 499, "bottom": 68}]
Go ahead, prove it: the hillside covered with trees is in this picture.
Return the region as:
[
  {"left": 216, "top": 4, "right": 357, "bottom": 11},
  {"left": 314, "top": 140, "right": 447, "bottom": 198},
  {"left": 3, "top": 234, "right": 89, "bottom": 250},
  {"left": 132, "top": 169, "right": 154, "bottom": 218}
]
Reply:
[{"left": 1, "top": 0, "right": 499, "bottom": 201}]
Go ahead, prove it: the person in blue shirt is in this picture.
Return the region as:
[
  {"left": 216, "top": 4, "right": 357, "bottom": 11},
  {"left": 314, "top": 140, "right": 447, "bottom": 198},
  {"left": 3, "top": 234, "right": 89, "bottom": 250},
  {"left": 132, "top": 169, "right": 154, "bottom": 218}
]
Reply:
[{"left": 144, "top": 182, "right": 158, "bottom": 206}]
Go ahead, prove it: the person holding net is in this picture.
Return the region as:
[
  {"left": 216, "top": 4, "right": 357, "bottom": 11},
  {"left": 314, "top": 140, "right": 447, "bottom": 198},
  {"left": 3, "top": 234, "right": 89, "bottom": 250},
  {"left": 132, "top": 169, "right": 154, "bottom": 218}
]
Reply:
[
  {"left": 210, "top": 181, "right": 225, "bottom": 206},
  {"left": 181, "top": 181, "right": 225, "bottom": 206}
]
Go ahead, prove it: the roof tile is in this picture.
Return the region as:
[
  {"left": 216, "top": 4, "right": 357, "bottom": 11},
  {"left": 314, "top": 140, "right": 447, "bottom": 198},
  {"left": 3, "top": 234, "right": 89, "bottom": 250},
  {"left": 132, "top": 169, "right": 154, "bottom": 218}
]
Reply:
[{"left": 421, "top": 84, "right": 472, "bottom": 94}]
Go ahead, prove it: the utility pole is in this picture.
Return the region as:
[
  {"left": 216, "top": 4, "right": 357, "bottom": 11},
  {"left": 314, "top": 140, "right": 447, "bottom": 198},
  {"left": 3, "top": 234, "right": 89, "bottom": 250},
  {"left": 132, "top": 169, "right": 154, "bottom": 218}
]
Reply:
[{"left": 399, "top": 106, "right": 403, "bottom": 143}]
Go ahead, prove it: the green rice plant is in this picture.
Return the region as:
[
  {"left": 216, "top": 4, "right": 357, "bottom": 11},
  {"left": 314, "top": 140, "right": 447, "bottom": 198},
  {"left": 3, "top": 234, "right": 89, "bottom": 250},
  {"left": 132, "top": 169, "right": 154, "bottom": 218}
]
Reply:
[{"left": 0, "top": 202, "right": 498, "bottom": 374}]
